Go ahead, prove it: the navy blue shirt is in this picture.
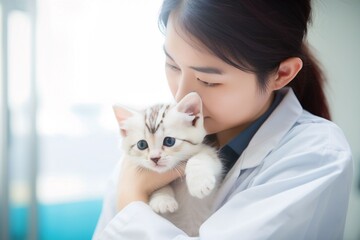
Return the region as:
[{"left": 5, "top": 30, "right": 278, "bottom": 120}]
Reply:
[{"left": 219, "top": 91, "right": 283, "bottom": 172}]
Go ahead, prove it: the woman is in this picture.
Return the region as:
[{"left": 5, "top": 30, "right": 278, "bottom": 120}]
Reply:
[{"left": 93, "top": 0, "right": 353, "bottom": 239}]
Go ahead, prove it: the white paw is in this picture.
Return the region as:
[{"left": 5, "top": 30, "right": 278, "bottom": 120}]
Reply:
[
  {"left": 149, "top": 195, "right": 178, "bottom": 214},
  {"left": 187, "top": 174, "right": 216, "bottom": 199}
]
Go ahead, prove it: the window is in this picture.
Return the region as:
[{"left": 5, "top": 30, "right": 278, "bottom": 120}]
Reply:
[{"left": 1, "top": 0, "right": 169, "bottom": 239}]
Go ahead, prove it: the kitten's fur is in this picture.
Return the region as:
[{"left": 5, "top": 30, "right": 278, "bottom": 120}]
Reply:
[{"left": 113, "top": 92, "right": 223, "bottom": 236}]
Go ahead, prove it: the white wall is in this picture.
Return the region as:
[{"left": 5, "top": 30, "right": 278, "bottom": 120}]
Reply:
[{"left": 308, "top": 0, "right": 360, "bottom": 239}]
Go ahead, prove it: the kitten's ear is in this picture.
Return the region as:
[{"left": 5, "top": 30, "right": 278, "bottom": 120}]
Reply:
[
  {"left": 113, "top": 105, "right": 135, "bottom": 137},
  {"left": 175, "top": 92, "right": 203, "bottom": 126}
]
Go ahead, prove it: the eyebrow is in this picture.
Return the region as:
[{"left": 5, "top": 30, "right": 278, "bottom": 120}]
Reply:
[{"left": 163, "top": 46, "right": 223, "bottom": 75}]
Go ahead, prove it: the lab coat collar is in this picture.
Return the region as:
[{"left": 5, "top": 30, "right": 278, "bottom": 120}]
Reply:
[
  {"left": 237, "top": 87, "right": 302, "bottom": 170},
  {"left": 214, "top": 88, "right": 303, "bottom": 208}
]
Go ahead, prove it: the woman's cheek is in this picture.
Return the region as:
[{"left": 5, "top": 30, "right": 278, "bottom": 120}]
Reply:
[{"left": 202, "top": 96, "right": 222, "bottom": 119}]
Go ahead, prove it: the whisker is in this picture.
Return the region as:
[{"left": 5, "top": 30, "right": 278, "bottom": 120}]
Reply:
[
  {"left": 175, "top": 167, "right": 184, "bottom": 182},
  {"left": 136, "top": 166, "right": 146, "bottom": 174},
  {"left": 174, "top": 161, "right": 187, "bottom": 182}
]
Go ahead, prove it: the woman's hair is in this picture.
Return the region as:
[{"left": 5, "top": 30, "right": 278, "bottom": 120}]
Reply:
[{"left": 158, "top": 0, "right": 331, "bottom": 120}]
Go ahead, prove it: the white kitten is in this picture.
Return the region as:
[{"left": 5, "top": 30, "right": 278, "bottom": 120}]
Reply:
[{"left": 113, "top": 92, "right": 223, "bottom": 236}]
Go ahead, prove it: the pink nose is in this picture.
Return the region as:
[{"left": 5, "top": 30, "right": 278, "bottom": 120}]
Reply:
[{"left": 150, "top": 157, "right": 160, "bottom": 164}]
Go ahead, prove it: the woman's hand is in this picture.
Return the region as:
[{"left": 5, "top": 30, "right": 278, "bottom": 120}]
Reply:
[{"left": 116, "top": 159, "right": 185, "bottom": 211}]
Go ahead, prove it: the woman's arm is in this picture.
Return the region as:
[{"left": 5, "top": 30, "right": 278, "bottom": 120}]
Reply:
[{"left": 92, "top": 158, "right": 185, "bottom": 239}]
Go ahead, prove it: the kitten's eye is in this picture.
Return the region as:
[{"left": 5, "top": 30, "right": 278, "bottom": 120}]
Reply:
[
  {"left": 137, "top": 140, "right": 148, "bottom": 150},
  {"left": 163, "top": 137, "right": 176, "bottom": 147}
]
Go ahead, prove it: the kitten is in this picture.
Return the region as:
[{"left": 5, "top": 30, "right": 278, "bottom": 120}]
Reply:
[{"left": 113, "top": 92, "right": 223, "bottom": 236}]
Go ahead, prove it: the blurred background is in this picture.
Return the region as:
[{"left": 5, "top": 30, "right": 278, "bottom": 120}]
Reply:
[{"left": 0, "top": 0, "right": 359, "bottom": 239}]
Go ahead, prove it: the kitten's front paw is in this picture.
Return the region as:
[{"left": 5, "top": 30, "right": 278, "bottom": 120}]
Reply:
[
  {"left": 187, "top": 173, "right": 216, "bottom": 199},
  {"left": 149, "top": 195, "right": 178, "bottom": 214}
]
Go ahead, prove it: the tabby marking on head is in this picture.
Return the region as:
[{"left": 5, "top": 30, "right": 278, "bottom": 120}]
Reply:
[{"left": 145, "top": 104, "right": 170, "bottom": 134}]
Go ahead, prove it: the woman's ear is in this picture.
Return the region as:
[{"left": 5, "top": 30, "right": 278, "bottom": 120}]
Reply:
[{"left": 270, "top": 57, "right": 303, "bottom": 90}]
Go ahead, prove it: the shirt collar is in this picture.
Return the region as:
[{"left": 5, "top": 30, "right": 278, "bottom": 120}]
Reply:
[
  {"left": 237, "top": 87, "right": 303, "bottom": 170},
  {"left": 213, "top": 88, "right": 304, "bottom": 209},
  {"left": 228, "top": 91, "right": 283, "bottom": 155},
  {"left": 220, "top": 91, "right": 283, "bottom": 171}
]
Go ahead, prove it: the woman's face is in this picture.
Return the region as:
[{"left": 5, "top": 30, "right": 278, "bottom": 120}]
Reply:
[{"left": 164, "top": 16, "right": 274, "bottom": 146}]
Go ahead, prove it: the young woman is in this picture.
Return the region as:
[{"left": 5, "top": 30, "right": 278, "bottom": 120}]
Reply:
[{"left": 93, "top": 1, "right": 353, "bottom": 239}]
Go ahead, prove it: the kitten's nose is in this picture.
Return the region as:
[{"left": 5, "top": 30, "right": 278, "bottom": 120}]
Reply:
[{"left": 150, "top": 157, "right": 160, "bottom": 164}]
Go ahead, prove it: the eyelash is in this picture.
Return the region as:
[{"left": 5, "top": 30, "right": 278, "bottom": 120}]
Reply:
[
  {"left": 166, "top": 63, "right": 180, "bottom": 71},
  {"left": 197, "top": 78, "right": 219, "bottom": 87},
  {"left": 166, "top": 63, "right": 219, "bottom": 87}
]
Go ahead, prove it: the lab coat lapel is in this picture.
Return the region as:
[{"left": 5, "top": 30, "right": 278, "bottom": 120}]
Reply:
[{"left": 213, "top": 88, "right": 303, "bottom": 210}]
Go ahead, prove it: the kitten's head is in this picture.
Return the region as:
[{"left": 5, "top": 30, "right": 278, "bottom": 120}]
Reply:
[{"left": 113, "top": 92, "right": 206, "bottom": 172}]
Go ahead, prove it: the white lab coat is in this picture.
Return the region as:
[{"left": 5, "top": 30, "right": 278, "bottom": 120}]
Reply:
[{"left": 93, "top": 88, "right": 353, "bottom": 240}]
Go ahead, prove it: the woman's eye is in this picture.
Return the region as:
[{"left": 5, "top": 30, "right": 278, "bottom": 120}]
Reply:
[
  {"left": 137, "top": 140, "right": 148, "bottom": 150},
  {"left": 166, "top": 63, "right": 181, "bottom": 71},
  {"left": 197, "top": 77, "right": 219, "bottom": 87},
  {"left": 163, "top": 137, "right": 176, "bottom": 147}
]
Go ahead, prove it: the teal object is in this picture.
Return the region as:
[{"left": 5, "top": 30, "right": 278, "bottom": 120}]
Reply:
[{"left": 10, "top": 199, "right": 102, "bottom": 240}]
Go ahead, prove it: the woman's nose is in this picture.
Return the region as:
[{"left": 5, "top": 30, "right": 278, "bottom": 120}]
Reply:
[{"left": 174, "top": 74, "right": 195, "bottom": 102}]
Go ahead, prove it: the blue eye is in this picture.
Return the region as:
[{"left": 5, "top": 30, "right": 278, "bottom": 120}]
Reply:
[
  {"left": 163, "top": 137, "right": 176, "bottom": 147},
  {"left": 137, "top": 140, "right": 148, "bottom": 150}
]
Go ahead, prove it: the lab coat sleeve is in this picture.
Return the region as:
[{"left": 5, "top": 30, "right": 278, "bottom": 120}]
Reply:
[
  {"left": 199, "top": 148, "right": 352, "bottom": 240},
  {"left": 197, "top": 123, "right": 353, "bottom": 240},
  {"left": 93, "top": 127, "right": 353, "bottom": 240}
]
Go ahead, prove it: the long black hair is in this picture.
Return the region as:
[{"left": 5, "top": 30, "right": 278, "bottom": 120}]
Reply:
[{"left": 158, "top": 0, "right": 330, "bottom": 120}]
